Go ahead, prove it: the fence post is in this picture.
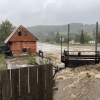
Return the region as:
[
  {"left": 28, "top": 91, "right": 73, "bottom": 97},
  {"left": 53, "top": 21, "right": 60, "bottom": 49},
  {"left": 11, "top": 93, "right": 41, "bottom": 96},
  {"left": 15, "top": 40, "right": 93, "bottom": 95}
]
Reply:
[
  {"left": 45, "top": 64, "right": 53, "bottom": 100},
  {"left": 38, "top": 65, "right": 46, "bottom": 100},
  {"left": 20, "top": 67, "right": 28, "bottom": 100},
  {"left": 11, "top": 68, "right": 19, "bottom": 100},
  {"left": 29, "top": 66, "right": 38, "bottom": 100},
  {"left": 0, "top": 71, "right": 1, "bottom": 100},
  {"left": 1, "top": 69, "right": 11, "bottom": 100}
]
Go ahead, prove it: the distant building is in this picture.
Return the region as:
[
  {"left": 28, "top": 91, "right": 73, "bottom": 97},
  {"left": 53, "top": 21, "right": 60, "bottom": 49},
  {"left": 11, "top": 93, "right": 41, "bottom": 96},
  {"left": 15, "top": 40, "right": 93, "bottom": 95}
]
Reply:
[
  {"left": 69, "top": 39, "right": 75, "bottom": 44},
  {"left": 4, "top": 25, "right": 38, "bottom": 55},
  {"left": 88, "top": 41, "right": 95, "bottom": 44}
]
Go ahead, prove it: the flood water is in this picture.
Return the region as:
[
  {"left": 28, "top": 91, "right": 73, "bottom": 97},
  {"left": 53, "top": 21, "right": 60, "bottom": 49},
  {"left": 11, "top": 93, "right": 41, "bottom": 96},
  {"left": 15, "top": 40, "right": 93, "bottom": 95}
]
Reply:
[{"left": 6, "top": 42, "right": 99, "bottom": 69}]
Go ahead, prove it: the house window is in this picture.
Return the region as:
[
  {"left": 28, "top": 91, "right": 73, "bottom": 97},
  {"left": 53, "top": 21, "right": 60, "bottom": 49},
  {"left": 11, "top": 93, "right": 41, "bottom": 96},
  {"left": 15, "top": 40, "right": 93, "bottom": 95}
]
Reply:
[
  {"left": 24, "top": 31, "right": 27, "bottom": 36},
  {"left": 18, "top": 31, "right": 22, "bottom": 36},
  {"left": 22, "top": 48, "right": 27, "bottom": 52}
]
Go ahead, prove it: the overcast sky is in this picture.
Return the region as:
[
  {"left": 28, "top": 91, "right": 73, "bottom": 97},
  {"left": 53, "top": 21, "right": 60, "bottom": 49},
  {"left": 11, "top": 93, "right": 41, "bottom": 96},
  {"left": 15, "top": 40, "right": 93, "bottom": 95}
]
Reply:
[{"left": 0, "top": 0, "right": 100, "bottom": 27}]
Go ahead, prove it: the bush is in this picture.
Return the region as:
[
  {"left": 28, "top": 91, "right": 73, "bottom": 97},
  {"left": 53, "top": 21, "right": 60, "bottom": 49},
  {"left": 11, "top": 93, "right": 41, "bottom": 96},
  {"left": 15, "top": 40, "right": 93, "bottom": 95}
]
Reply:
[
  {"left": 28, "top": 57, "right": 38, "bottom": 65},
  {"left": 0, "top": 65, "right": 7, "bottom": 70},
  {"left": 0, "top": 52, "right": 7, "bottom": 70}
]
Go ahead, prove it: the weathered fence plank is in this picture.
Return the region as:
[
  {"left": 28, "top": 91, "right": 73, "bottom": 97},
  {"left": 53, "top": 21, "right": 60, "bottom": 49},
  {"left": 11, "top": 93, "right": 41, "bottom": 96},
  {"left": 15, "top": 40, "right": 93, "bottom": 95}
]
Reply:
[
  {"left": 29, "top": 66, "right": 38, "bottom": 100},
  {"left": 1, "top": 69, "right": 11, "bottom": 100},
  {"left": 0, "top": 71, "right": 1, "bottom": 100},
  {"left": 45, "top": 64, "right": 53, "bottom": 100},
  {"left": 38, "top": 65, "right": 46, "bottom": 100},
  {"left": 20, "top": 67, "right": 28, "bottom": 100},
  {"left": 0, "top": 65, "right": 53, "bottom": 100},
  {"left": 11, "top": 68, "right": 19, "bottom": 100}
]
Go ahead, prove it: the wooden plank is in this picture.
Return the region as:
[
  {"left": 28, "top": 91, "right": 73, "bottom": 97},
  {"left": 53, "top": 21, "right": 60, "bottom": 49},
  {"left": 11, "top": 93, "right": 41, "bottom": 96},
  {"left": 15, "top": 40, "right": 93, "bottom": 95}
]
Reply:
[
  {"left": 1, "top": 69, "right": 11, "bottom": 100},
  {"left": 11, "top": 68, "right": 19, "bottom": 100},
  {"left": 0, "top": 71, "right": 1, "bottom": 100},
  {"left": 29, "top": 66, "right": 38, "bottom": 100},
  {"left": 45, "top": 64, "right": 53, "bottom": 100},
  {"left": 38, "top": 65, "right": 46, "bottom": 100},
  {"left": 20, "top": 67, "right": 28, "bottom": 100}
]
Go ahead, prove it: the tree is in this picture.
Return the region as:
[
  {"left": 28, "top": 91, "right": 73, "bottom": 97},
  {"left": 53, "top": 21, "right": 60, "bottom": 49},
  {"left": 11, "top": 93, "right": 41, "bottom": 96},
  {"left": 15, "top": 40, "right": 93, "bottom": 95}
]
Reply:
[
  {"left": 74, "top": 34, "right": 80, "bottom": 43},
  {"left": 45, "top": 38, "right": 50, "bottom": 42},
  {"left": 98, "top": 32, "right": 100, "bottom": 43},
  {"left": 84, "top": 34, "right": 91, "bottom": 43},
  {"left": 47, "top": 31, "right": 55, "bottom": 42},
  {"left": 80, "top": 30, "right": 85, "bottom": 44},
  {"left": 55, "top": 32, "right": 60, "bottom": 43},
  {"left": 0, "top": 19, "right": 14, "bottom": 43},
  {"left": 92, "top": 30, "right": 95, "bottom": 41}
]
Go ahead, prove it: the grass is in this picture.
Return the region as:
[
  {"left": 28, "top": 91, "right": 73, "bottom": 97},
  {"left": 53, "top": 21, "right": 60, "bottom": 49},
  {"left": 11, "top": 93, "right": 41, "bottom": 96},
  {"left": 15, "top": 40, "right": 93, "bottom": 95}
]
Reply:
[
  {"left": 0, "top": 52, "right": 7, "bottom": 70},
  {"left": 45, "top": 56, "right": 51, "bottom": 61},
  {"left": 28, "top": 57, "right": 38, "bottom": 65},
  {"left": 0, "top": 65, "right": 7, "bottom": 70}
]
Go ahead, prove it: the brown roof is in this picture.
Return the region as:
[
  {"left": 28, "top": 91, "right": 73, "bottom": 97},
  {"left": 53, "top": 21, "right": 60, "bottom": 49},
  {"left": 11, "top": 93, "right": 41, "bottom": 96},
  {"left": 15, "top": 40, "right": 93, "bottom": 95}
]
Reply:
[{"left": 4, "top": 25, "right": 38, "bottom": 43}]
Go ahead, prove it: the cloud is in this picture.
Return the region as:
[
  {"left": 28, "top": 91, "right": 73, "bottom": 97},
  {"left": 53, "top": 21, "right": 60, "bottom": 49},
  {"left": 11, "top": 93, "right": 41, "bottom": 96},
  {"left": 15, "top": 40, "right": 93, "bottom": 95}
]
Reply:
[{"left": 0, "top": 0, "right": 100, "bottom": 26}]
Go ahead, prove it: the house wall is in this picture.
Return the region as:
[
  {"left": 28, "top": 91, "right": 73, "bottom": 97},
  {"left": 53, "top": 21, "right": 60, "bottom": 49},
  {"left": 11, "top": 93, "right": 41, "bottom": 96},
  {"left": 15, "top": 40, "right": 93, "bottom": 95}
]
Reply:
[{"left": 11, "top": 41, "right": 36, "bottom": 55}]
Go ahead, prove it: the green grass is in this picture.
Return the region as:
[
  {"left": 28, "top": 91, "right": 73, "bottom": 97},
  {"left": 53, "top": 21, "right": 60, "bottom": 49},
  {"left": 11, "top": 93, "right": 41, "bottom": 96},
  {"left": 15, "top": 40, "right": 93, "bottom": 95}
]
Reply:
[
  {"left": 59, "top": 32, "right": 67, "bottom": 35},
  {"left": 0, "top": 65, "right": 7, "bottom": 70},
  {"left": 28, "top": 57, "right": 38, "bottom": 65},
  {"left": 45, "top": 56, "right": 51, "bottom": 61},
  {"left": 0, "top": 52, "right": 7, "bottom": 71}
]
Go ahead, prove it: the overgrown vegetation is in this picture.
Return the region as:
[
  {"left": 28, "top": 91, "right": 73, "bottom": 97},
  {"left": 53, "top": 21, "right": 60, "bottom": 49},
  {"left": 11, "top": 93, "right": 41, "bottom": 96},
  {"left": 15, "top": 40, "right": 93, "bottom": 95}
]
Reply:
[
  {"left": 0, "top": 65, "right": 7, "bottom": 70},
  {"left": 45, "top": 56, "right": 51, "bottom": 61},
  {"left": 26, "top": 23, "right": 100, "bottom": 45},
  {"left": 26, "top": 23, "right": 96, "bottom": 43},
  {"left": 27, "top": 57, "right": 38, "bottom": 65},
  {"left": 0, "top": 52, "right": 7, "bottom": 70},
  {"left": 0, "top": 19, "right": 15, "bottom": 43}
]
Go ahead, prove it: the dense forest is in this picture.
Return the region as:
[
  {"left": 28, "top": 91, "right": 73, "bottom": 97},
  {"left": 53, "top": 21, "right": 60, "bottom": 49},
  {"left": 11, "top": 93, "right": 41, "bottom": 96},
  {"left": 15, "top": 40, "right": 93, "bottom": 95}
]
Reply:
[
  {"left": 0, "top": 20, "right": 100, "bottom": 44},
  {"left": 27, "top": 23, "right": 98, "bottom": 34},
  {"left": 27, "top": 23, "right": 100, "bottom": 43}
]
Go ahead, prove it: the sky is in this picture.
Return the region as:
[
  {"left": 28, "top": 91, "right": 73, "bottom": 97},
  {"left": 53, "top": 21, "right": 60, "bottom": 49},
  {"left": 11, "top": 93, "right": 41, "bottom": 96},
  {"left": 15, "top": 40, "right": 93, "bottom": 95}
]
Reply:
[{"left": 0, "top": 0, "right": 100, "bottom": 27}]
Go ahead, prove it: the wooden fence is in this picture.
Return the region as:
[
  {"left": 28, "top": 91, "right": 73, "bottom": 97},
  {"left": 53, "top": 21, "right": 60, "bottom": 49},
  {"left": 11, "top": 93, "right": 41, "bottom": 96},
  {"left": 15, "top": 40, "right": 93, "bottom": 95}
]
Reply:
[{"left": 0, "top": 64, "right": 53, "bottom": 100}]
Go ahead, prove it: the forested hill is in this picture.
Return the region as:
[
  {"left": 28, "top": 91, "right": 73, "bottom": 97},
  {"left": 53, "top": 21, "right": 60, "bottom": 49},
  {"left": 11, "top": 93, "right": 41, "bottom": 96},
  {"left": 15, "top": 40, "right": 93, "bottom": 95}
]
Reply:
[{"left": 27, "top": 23, "right": 99, "bottom": 35}]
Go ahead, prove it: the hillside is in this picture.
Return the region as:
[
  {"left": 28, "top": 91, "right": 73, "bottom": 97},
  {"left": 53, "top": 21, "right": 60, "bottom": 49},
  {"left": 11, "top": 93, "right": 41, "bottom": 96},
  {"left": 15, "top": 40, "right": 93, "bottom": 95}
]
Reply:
[{"left": 26, "top": 23, "right": 99, "bottom": 38}]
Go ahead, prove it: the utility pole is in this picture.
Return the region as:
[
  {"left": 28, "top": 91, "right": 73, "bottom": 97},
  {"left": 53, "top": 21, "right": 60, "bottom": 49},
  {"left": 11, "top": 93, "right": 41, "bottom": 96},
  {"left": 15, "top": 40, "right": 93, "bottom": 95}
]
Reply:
[
  {"left": 95, "top": 22, "right": 98, "bottom": 52},
  {"left": 95, "top": 22, "right": 98, "bottom": 63},
  {"left": 68, "top": 24, "right": 70, "bottom": 53},
  {"left": 60, "top": 37, "right": 64, "bottom": 56}
]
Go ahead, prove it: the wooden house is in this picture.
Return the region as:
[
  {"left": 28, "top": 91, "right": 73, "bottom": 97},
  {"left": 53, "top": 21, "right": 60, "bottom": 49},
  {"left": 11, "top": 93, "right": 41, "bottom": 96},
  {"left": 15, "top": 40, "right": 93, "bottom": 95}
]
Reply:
[{"left": 4, "top": 25, "right": 38, "bottom": 55}]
